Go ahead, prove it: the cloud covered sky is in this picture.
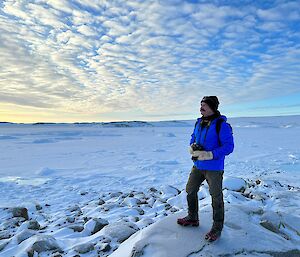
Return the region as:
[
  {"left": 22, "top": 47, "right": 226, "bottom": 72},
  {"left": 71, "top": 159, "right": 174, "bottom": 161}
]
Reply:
[{"left": 0, "top": 0, "right": 300, "bottom": 122}]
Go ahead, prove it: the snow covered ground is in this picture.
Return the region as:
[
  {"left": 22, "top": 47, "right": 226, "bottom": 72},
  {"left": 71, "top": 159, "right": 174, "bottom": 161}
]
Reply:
[{"left": 0, "top": 116, "right": 299, "bottom": 257}]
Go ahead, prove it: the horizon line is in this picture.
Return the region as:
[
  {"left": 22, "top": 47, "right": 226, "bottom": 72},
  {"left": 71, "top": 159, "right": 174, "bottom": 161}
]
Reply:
[{"left": 1, "top": 114, "right": 300, "bottom": 125}]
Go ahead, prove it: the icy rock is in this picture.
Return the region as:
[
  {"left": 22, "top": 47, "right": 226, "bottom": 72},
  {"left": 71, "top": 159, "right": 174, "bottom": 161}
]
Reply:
[
  {"left": 66, "top": 216, "right": 75, "bottom": 223},
  {"left": 11, "top": 207, "right": 29, "bottom": 220},
  {"left": 35, "top": 204, "right": 42, "bottom": 211},
  {"left": 109, "top": 192, "right": 122, "bottom": 198},
  {"left": 102, "top": 203, "right": 120, "bottom": 211},
  {"left": 98, "top": 242, "right": 111, "bottom": 252},
  {"left": 0, "top": 240, "right": 9, "bottom": 252},
  {"left": 122, "top": 197, "right": 141, "bottom": 207},
  {"left": 103, "top": 221, "right": 139, "bottom": 243},
  {"left": 147, "top": 197, "right": 156, "bottom": 207},
  {"left": 27, "top": 220, "right": 41, "bottom": 230},
  {"left": 74, "top": 242, "right": 95, "bottom": 254},
  {"left": 136, "top": 218, "right": 154, "bottom": 229},
  {"left": 0, "top": 230, "right": 11, "bottom": 240},
  {"left": 260, "top": 212, "right": 290, "bottom": 239},
  {"left": 223, "top": 176, "right": 246, "bottom": 192},
  {"left": 260, "top": 220, "right": 281, "bottom": 234},
  {"left": 161, "top": 185, "right": 180, "bottom": 198},
  {"left": 98, "top": 199, "right": 105, "bottom": 205},
  {"left": 68, "top": 205, "right": 81, "bottom": 213},
  {"left": 135, "top": 207, "right": 145, "bottom": 215},
  {"left": 170, "top": 207, "right": 179, "bottom": 213},
  {"left": 134, "top": 192, "right": 146, "bottom": 199},
  {"left": 1, "top": 217, "right": 22, "bottom": 230},
  {"left": 69, "top": 224, "right": 84, "bottom": 232},
  {"left": 16, "top": 229, "right": 35, "bottom": 244},
  {"left": 149, "top": 187, "right": 158, "bottom": 193},
  {"left": 164, "top": 204, "right": 172, "bottom": 210},
  {"left": 30, "top": 235, "right": 62, "bottom": 253},
  {"left": 84, "top": 217, "right": 109, "bottom": 235},
  {"left": 49, "top": 252, "right": 63, "bottom": 257}
]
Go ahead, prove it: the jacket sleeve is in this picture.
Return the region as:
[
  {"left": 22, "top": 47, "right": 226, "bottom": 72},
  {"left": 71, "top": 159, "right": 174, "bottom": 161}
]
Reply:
[
  {"left": 212, "top": 122, "right": 234, "bottom": 159},
  {"left": 190, "top": 128, "right": 196, "bottom": 145}
]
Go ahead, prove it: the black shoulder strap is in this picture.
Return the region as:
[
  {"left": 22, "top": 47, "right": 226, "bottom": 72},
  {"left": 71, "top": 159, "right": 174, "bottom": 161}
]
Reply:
[
  {"left": 216, "top": 118, "right": 224, "bottom": 134},
  {"left": 216, "top": 118, "right": 224, "bottom": 146}
]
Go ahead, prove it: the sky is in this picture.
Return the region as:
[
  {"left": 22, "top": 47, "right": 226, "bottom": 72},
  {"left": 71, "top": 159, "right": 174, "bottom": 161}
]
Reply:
[{"left": 0, "top": 0, "right": 300, "bottom": 123}]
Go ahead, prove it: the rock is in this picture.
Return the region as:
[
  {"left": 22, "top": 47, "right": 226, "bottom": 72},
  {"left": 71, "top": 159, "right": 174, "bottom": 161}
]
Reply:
[
  {"left": 31, "top": 235, "right": 62, "bottom": 253},
  {"left": 1, "top": 218, "right": 23, "bottom": 230},
  {"left": 137, "top": 218, "right": 154, "bottom": 228},
  {"left": 260, "top": 220, "right": 281, "bottom": 233},
  {"left": 99, "top": 242, "right": 111, "bottom": 252},
  {"left": 161, "top": 185, "right": 181, "bottom": 199},
  {"left": 0, "top": 230, "right": 11, "bottom": 240},
  {"left": 135, "top": 207, "right": 145, "bottom": 215},
  {"left": 223, "top": 177, "right": 246, "bottom": 192},
  {"left": 74, "top": 242, "right": 95, "bottom": 254},
  {"left": 68, "top": 205, "right": 81, "bottom": 212},
  {"left": 164, "top": 204, "right": 172, "bottom": 210},
  {"left": 109, "top": 192, "right": 122, "bottom": 198},
  {"left": 16, "top": 229, "right": 35, "bottom": 244},
  {"left": 28, "top": 220, "right": 41, "bottom": 230},
  {"left": 69, "top": 224, "right": 84, "bottom": 232},
  {"left": 0, "top": 240, "right": 9, "bottom": 252},
  {"left": 50, "top": 252, "right": 63, "bottom": 257},
  {"left": 101, "top": 203, "right": 119, "bottom": 211},
  {"left": 27, "top": 249, "right": 34, "bottom": 257},
  {"left": 35, "top": 204, "right": 42, "bottom": 211},
  {"left": 170, "top": 207, "right": 179, "bottom": 213},
  {"left": 84, "top": 218, "right": 109, "bottom": 235},
  {"left": 122, "top": 197, "right": 141, "bottom": 207},
  {"left": 11, "top": 207, "right": 29, "bottom": 220},
  {"left": 102, "top": 221, "right": 139, "bottom": 243},
  {"left": 66, "top": 216, "right": 75, "bottom": 223},
  {"left": 149, "top": 187, "right": 158, "bottom": 193},
  {"left": 98, "top": 199, "right": 105, "bottom": 205}
]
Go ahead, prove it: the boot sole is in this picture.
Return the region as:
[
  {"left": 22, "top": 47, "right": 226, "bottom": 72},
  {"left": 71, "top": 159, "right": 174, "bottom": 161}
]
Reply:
[
  {"left": 205, "top": 232, "right": 221, "bottom": 242},
  {"left": 177, "top": 221, "right": 199, "bottom": 227}
]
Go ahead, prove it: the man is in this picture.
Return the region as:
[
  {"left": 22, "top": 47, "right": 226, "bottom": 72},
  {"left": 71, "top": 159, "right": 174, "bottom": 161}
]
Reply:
[{"left": 177, "top": 96, "right": 234, "bottom": 242}]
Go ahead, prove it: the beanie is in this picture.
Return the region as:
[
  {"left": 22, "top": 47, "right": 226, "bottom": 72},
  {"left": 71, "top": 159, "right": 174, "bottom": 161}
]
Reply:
[{"left": 201, "top": 96, "right": 219, "bottom": 112}]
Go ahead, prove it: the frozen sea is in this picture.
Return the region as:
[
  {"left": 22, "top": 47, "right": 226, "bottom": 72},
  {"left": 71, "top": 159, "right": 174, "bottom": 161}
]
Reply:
[{"left": 0, "top": 116, "right": 299, "bottom": 257}]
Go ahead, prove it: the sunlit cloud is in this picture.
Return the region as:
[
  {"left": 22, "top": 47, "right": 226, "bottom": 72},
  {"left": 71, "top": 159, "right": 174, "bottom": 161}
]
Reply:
[{"left": 0, "top": 0, "right": 299, "bottom": 122}]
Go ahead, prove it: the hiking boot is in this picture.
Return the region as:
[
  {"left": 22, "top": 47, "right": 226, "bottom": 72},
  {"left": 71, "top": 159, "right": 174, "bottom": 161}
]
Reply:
[
  {"left": 177, "top": 216, "right": 199, "bottom": 227},
  {"left": 205, "top": 229, "right": 221, "bottom": 242}
]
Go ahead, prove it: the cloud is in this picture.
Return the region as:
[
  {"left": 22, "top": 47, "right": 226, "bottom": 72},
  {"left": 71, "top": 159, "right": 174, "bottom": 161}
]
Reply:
[{"left": 0, "top": 0, "right": 299, "bottom": 122}]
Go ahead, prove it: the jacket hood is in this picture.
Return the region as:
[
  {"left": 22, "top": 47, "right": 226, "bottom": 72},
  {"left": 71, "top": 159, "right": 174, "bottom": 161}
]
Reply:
[{"left": 219, "top": 115, "right": 227, "bottom": 122}]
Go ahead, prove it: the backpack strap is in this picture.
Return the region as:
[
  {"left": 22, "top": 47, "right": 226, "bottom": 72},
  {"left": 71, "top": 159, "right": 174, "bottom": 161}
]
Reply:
[
  {"left": 216, "top": 118, "right": 232, "bottom": 146},
  {"left": 215, "top": 118, "right": 223, "bottom": 146}
]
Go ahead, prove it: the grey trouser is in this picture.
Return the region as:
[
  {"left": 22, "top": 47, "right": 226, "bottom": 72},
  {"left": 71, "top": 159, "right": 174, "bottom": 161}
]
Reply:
[{"left": 186, "top": 166, "right": 224, "bottom": 231}]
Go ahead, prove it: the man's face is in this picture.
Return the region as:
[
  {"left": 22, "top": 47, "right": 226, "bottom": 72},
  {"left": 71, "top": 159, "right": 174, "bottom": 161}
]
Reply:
[{"left": 200, "top": 102, "right": 214, "bottom": 117}]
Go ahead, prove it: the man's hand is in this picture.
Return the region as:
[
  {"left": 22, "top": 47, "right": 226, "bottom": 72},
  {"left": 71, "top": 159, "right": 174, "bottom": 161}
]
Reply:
[
  {"left": 189, "top": 144, "right": 196, "bottom": 154},
  {"left": 192, "top": 151, "right": 213, "bottom": 160}
]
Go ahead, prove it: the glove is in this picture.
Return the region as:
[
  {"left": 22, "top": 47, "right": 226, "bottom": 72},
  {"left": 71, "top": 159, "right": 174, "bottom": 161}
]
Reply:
[
  {"left": 189, "top": 144, "right": 196, "bottom": 155},
  {"left": 191, "top": 150, "right": 202, "bottom": 157},
  {"left": 192, "top": 151, "right": 213, "bottom": 160}
]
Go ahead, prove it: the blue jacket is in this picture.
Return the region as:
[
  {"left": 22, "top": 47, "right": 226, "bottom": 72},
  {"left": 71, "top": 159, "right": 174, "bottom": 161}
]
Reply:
[{"left": 190, "top": 115, "right": 234, "bottom": 171}]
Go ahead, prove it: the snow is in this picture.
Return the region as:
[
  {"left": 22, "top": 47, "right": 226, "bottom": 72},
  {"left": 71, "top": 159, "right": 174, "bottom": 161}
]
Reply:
[{"left": 0, "top": 116, "right": 300, "bottom": 256}]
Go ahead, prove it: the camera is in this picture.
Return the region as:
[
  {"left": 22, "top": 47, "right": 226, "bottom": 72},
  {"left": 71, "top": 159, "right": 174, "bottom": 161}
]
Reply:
[
  {"left": 191, "top": 144, "right": 203, "bottom": 161},
  {"left": 191, "top": 143, "right": 203, "bottom": 151}
]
